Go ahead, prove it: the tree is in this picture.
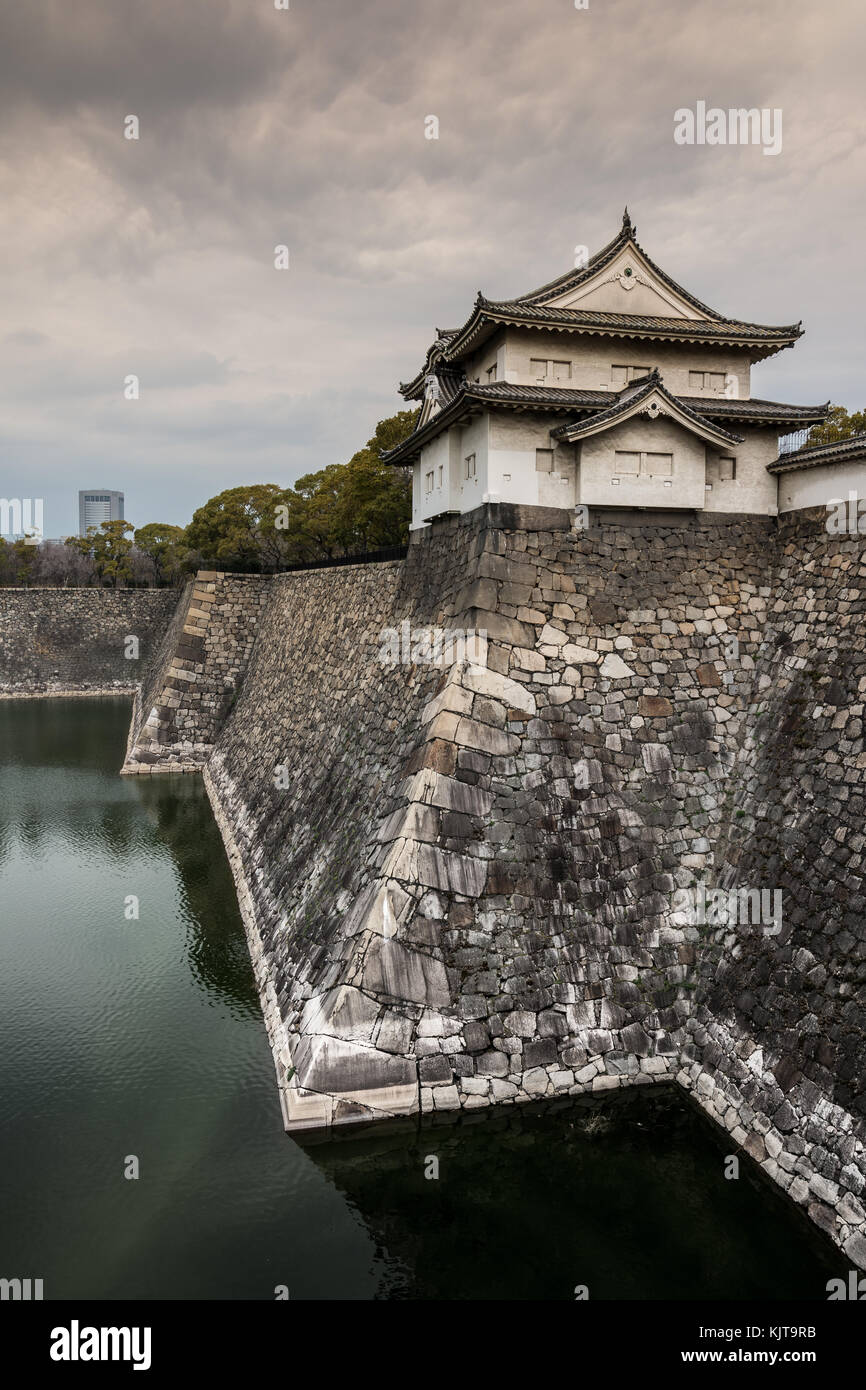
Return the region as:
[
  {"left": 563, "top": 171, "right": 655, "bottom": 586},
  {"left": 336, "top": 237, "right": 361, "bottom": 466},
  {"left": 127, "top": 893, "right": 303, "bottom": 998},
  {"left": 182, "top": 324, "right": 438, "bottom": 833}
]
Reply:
[
  {"left": 0, "top": 537, "right": 38, "bottom": 585},
  {"left": 66, "top": 520, "right": 135, "bottom": 587},
  {"left": 283, "top": 408, "right": 417, "bottom": 560},
  {"left": 133, "top": 522, "right": 189, "bottom": 585},
  {"left": 30, "top": 540, "right": 95, "bottom": 587},
  {"left": 284, "top": 465, "right": 345, "bottom": 560},
  {"left": 336, "top": 409, "right": 417, "bottom": 551},
  {"left": 184, "top": 484, "right": 294, "bottom": 572},
  {"left": 809, "top": 405, "right": 866, "bottom": 446}
]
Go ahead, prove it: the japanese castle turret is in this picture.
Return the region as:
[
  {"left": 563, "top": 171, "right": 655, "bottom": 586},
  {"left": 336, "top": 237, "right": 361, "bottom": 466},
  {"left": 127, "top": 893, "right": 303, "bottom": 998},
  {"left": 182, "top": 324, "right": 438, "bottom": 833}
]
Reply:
[{"left": 384, "top": 210, "right": 861, "bottom": 526}]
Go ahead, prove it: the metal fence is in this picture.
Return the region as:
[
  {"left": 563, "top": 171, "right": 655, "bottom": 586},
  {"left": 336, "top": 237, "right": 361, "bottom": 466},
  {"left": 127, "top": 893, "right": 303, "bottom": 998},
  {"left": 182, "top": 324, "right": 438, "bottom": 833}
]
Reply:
[{"left": 777, "top": 427, "right": 813, "bottom": 456}]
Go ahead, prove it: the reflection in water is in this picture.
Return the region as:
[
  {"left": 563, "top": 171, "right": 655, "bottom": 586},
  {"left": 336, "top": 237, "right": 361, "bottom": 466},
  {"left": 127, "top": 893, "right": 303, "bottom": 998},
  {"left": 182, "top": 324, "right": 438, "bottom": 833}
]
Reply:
[
  {"left": 302, "top": 1089, "right": 846, "bottom": 1301},
  {"left": 0, "top": 698, "right": 847, "bottom": 1300},
  {"left": 132, "top": 775, "right": 259, "bottom": 1017}
]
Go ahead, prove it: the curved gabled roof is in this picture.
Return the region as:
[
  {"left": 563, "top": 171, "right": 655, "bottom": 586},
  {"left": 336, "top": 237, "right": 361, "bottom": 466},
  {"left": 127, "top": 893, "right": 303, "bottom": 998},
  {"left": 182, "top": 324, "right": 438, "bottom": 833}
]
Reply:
[
  {"left": 398, "top": 210, "right": 802, "bottom": 395},
  {"left": 550, "top": 370, "right": 743, "bottom": 447},
  {"left": 398, "top": 329, "right": 458, "bottom": 400},
  {"left": 502, "top": 208, "right": 723, "bottom": 319}
]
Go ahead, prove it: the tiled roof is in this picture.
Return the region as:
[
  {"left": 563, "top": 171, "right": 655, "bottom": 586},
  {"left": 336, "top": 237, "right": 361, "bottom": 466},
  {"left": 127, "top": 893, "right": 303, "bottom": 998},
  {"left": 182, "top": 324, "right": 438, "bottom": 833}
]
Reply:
[
  {"left": 436, "top": 368, "right": 465, "bottom": 406},
  {"left": 382, "top": 371, "right": 803, "bottom": 464},
  {"left": 768, "top": 433, "right": 866, "bottom": 474},
  {"left": 687, "top": 397, "right": 829, "bottom": 425},
  {"left": 476, "top": 302, "right": 798, "bottom": 342},
  {"left": 465, "top": 382, "right": 613, "bottom": 407},
  {"left": 382, "top": 380, "right": 607, "bottom": 464},
  {"left": 399, "top": 332, "right": 460, "bottom": 400}
]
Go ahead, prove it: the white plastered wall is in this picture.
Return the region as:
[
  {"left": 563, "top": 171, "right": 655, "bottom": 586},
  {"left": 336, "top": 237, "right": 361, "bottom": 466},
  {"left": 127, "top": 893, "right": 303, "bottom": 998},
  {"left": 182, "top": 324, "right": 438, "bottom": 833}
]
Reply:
[
  {"left": 502, "top": 328, "right": 752, "bottom": 400},
  {"left": 577, "top": 416, "right": 706, "bottom": 509},
  {"left": 776, "top": 461, "right": 866, "bottom": 515},
  {"left": 704, "top": 427, "right": 778, "bottom": 515},
  {"left": 412, "top": 416, "right": 491, "bottom": 527},
  {"left": 488, "top": 411, "right": 576, "bottom": 509}
]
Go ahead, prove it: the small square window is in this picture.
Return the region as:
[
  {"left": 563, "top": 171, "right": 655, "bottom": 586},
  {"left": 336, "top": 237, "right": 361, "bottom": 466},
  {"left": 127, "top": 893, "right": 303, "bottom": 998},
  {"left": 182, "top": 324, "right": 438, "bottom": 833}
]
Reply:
[
  {"left": 611, "top": 365, "right": 629, "bottom": 387},
  {"left": 614, "top": 451, "right": 640, "bottom": 475},
  {"left": 425, "top": 471, "right": 434, "bottom": 495},
  {"left": 536, "top": 448, "right": 554, "bottom": 473},
  {"left": 487, "top": 364, "right": 497, "bottom": 382},
  {"left": 645, "top": 452, "right": 673, "bottom": 476},
  {"left": 718, "top": 456, "right": 736, "bottom": 481},
  {"left": 530, "top": 358, "right": 547, "bottom": 382},
  {"left": 438, "top": 465, "right": 443, "bottom": 487},
  {"left": 464, "top": 453, "right": 476, "bottom": 479},
  {"left": 688, "top": 370, "right": 705, "bottom": 390},
  {"left": 552, "top": 360, "right": 571, "bottom": 382}
]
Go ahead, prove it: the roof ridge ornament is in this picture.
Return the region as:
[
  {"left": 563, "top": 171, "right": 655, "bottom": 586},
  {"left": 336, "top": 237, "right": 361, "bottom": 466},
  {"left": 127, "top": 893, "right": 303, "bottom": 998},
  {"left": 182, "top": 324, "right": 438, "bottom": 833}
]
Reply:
[{"left": 622, "top": 206, "right": 635, "bottom": 237}]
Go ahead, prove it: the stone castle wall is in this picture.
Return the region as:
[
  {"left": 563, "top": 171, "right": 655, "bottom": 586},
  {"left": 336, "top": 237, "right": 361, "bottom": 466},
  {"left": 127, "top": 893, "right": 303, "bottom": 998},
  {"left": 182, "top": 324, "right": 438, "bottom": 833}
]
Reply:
[
  {"left": 196, "top": 504, "right": 865, "bottom": 1268},
  {"left": 0, "top": 587, "right": 178, "bottom": 695},
  {"left": 681, "top": 506, "right": 866, "bottom": 1269},
  {"left": 124, "top": 572, "right": 271, "bottom": 771},
  {"left": 0, "top": 510, "right": 862, "bottom": 1267}
]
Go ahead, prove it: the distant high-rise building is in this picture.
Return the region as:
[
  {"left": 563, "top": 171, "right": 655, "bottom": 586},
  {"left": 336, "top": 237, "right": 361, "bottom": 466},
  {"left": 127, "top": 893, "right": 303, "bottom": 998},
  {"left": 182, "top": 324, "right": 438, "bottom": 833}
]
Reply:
[{"left": 79, "top": 489, "right": 124, "bottom": 537}]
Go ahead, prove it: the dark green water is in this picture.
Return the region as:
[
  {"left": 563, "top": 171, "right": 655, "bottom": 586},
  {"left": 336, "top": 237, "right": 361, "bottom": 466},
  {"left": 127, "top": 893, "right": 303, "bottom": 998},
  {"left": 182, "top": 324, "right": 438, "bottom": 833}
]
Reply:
[{"left": 0, "top": 698, "right": 846, "bottom": 1300}]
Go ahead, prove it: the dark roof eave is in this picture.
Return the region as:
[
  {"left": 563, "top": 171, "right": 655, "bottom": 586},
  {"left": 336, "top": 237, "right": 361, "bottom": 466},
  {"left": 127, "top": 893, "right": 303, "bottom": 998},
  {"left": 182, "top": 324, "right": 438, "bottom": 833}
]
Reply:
[
  {"left": 381, "top": 384, "right": 616, "bottom": 465},
  {"left": 440, "top": 307, "right": 800, "bottom": 366},
  {"left": 382, "top": 386, "right": 830, "bottom": 467},
  {"left": 690, "top": 398, "right": 830, "bottom": 426}
]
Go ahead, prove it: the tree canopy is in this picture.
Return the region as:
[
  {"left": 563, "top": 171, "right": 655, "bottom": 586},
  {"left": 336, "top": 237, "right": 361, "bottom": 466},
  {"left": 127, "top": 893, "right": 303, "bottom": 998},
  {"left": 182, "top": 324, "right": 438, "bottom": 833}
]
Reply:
[
  {"left": 809, "top": 404, "right": 866, "bottom": 446},
  {"left": 183, "top": 409, "right": 417, "bottom": 571},
  {"left": 66, "top": 520, "right": 135, "bottom": 587}
]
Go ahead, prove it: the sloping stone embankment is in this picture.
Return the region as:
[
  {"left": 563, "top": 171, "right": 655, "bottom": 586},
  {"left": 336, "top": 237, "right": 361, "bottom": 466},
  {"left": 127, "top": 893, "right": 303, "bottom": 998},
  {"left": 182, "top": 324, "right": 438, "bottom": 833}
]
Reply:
[
  {"left": 683, "top": 507, "right": 866, "bottom": 1269},
  {"left": 198, "top": 504, "right": 864, "bottom": 1268}
]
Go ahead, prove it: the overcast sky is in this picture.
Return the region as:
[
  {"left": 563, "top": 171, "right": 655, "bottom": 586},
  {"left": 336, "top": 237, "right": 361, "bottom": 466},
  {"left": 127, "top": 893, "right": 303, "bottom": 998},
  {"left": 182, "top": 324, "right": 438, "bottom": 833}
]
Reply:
[{"left": 1, "top": 0, "right": 863, "bottom": 537}]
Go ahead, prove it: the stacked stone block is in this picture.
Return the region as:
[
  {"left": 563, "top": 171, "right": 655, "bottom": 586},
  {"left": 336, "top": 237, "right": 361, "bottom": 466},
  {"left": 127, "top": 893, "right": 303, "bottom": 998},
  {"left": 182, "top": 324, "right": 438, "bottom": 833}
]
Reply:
[
  {"left": 124, "top": 572, "right": 271, "bottom": 771},
  {"left": 0, "top": 587, "right": 177, "bottom": 695},
  {"left": 196, "top": 505, "right": 864, "bottom": 1268}
]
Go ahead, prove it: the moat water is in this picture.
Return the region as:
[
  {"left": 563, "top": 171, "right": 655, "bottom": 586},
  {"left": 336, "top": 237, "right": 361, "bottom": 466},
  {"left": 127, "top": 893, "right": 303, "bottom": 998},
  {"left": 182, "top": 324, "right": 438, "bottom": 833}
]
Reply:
[{"left": 0, "top": 698, "right": 846, "bottom": 1300}]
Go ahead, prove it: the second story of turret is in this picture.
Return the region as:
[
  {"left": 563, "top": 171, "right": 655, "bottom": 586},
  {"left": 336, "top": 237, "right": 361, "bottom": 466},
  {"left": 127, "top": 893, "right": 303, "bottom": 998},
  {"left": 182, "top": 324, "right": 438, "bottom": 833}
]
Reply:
[{"left": 399, "top": 210, "right": 802, "bottom": 412}]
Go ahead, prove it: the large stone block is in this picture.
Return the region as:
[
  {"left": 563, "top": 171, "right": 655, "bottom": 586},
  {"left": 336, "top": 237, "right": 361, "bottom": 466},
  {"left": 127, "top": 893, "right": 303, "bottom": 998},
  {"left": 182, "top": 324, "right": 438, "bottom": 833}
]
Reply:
[{"left": 360, "top": 937, "right": 452, "bottom": 1009}]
